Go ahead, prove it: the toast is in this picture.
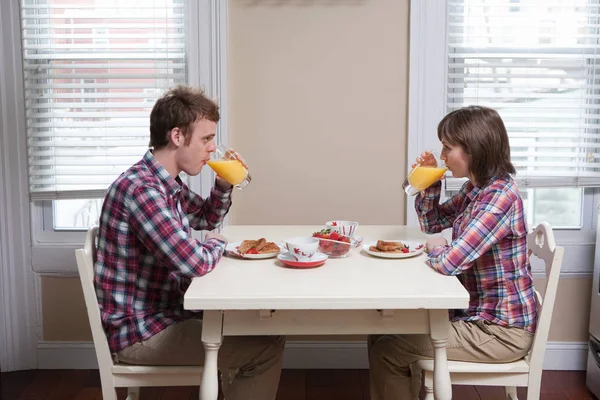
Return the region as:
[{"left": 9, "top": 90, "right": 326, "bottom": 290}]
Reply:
[
  {"left": 369, "top": 240, "right": 409, "bottom": 253},
  {"left": 238, "top": 238, "right": 279, "bottom": 254}
]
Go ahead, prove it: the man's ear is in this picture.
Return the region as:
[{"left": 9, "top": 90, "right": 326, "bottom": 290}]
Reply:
[{"left": 169, "top": 127, "right": 183, "bottom": 147}]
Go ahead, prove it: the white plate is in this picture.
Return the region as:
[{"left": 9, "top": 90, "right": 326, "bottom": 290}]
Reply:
[
  {"left": 362, "top": 240, "right": 425, "bottom": 259},
  {"left": 225, "top": 241, "right": 284, "bottom": 259}
]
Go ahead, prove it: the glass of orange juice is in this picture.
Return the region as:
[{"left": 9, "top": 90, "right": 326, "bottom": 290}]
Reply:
[
  {"left": 207, "top": 144, "right": 251, "bottom": 189},
  {"left": 402, "top": 150, "right": 448, "bottom": 196}
]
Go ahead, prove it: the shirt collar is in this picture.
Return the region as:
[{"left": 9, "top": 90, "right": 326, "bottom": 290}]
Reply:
[
  {"left": 142, "top": 150, "right": 182, "bottom": 196},
  {"left": 464, "top": 180, "right": 481, "bottom": 201},
  {"left": 464, "top": 174, "right": 511, "bottom": 201}
]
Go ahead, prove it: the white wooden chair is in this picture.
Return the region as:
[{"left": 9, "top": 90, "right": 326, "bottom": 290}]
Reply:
[
  {"left": 75, "top": 226, "right": 204, "bottom": 400},
  {"left": 414, "top": 222, "right": 564, "bottom": 400}
]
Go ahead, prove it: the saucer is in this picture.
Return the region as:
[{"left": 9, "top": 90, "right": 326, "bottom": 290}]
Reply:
[{"left": 277, "top": 251, "right": 328, "bottom": 269}]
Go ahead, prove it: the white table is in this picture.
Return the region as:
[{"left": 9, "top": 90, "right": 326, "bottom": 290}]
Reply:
[{"left": 183, "top": 225, "right": 469, "bottom": 400}]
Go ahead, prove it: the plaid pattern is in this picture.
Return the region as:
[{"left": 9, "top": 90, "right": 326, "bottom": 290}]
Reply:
[
  {"left": 415, "top": 176, "right": 537, "bottom": 333},
  {"left": 95, "top": 150, "right": 232, "bottom": 353}
]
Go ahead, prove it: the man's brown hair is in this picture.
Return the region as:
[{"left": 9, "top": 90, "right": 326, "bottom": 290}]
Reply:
[
  {"left": 149, "top": 85, "right": 220, "bottom": 149},
  {"left": 437, "top": 105, "right": 516, "bottom": 186}
]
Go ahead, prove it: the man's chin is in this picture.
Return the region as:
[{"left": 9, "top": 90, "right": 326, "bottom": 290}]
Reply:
[{"left": 183, "top": 166, "right": 203, "bottom": 176}]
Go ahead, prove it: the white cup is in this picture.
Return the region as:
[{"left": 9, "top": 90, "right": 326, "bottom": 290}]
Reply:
[
  {"left": 284, "top": 237, "right": 319, "bottom": 262},
  {"left": 325, "top": 220, "right": 359, "bottom": 237}
]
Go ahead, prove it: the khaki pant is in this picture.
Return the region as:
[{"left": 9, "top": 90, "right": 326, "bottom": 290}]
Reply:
[
  {"left": 116, "top": 320, "right": 285, "bottom": 400},
  {"left": 368, "top": 320, "right": 534, "bottom": 400}
]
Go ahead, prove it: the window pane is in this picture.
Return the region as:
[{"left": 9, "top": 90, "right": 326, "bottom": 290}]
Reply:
[
  {"left": 21, "top": 0, "right": 187, "bottom": 198},
  {"left": 447, "top": 0, "right": 600, "bottom": 185},
  {"left": 52, "top": 199, "right": 103, "bottom": 230},
  {"left": 522, "top": 187, "right": 583, "bottom": 228}
]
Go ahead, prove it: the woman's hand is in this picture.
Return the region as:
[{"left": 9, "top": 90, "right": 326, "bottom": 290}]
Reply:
[
  {"left": 412, "top": 151, "right": 439, "bottom": 169},
  {"left": 425, "top": 237, "right": 448, "bottom": 253}
]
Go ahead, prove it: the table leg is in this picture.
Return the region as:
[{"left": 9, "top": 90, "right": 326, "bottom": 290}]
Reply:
[
  {"left": 429, "top": 309, "right": 452, "bottom": 400},
  {"left": 200, "top": 311, "right": 223, "bottom": 400}
]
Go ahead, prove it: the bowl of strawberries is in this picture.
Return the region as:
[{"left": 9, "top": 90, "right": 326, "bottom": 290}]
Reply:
[{"left": 312, "top": 228, "right": 354, "bottom": 258}]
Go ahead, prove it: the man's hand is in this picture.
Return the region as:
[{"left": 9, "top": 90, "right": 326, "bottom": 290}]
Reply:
[
  {"left": 215, "top": 148, "right": 249, "bottom": 189},
  {"left": 226, "top": 148, "right": 249, "bottom": 170},
  {"left": 206, "top": 232, "right": 228, "bottom": 245},
  {"left": 425, "top": 237, "right": 448, "bottom": 253}
]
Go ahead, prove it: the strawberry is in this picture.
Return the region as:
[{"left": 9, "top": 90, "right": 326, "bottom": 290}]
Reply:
[
  {"left": 330, "top": 231, "right": 341, "bottom": 241},
  {"left": 246, "top": 248, "right": 259, "bottom": 254}
]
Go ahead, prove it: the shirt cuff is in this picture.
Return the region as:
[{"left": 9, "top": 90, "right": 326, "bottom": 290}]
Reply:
[
  {"left": 213, "top": 179, "right": 233, "bottom": 199},
  {"left": 205, "top": 237, "right": 227, "bottom": 252},
  {"left": 416, "top": 180, "right": 442, "bottom": 213}
]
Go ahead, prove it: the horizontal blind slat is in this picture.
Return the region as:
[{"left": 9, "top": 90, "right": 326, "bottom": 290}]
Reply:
[
  {"left": 22, "top": 1, "right": 187, "bottom": 198},
  {"left": 446, "top": 0, "right": 600, "bottom": 190}
]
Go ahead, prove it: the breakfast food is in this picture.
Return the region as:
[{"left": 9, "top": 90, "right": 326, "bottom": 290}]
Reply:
[
  {"left": 312, "top": 228, "right": 352, "bottom": 257},
  {"left": 369, "top": 240, "right": 412, "bottom": 253},
  {"left": 237, "top": 238, "right": 280, "bottom": 255}
]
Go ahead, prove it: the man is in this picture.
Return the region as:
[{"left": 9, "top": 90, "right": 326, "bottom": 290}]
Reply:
[{"left": 95, "top": 85, "right": 285, "bottom": 400}]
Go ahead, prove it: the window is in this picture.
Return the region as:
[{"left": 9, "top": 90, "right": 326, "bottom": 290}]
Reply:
[
  {"left": 445, "top": 0, "right": 600, "bottom": 229},
  {"left": 20, "top": 0, "right": 187, "bottom": 232},
  {"left": 407, "top": 0, "right": 600, "bottom": 232}
]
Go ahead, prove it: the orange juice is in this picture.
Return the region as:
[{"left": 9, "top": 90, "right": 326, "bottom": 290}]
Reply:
[
  {"left": 207, "top": 160, "right": 247, "bottom": 186},
  {"left": 407, "top": 166, "right": 448, "bottom": 191}
]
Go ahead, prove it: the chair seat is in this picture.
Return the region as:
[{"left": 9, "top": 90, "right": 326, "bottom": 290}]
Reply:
[
  {"left": 416, "top": 358, "right": 530, "bottom": 374},
  {"left": 112, "top": 364, "right": 204, "bottom": 375}
]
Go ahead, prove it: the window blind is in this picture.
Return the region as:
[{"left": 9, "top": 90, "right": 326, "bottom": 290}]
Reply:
[
  {"left": 445, "top": 0, "right": 600, "bottom": 191},
  {"left": 20, "top": 0, "right": 187, "bottom": 200}
]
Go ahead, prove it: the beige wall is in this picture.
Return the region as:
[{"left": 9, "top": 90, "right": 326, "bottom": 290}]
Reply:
[
  {"left": 40, "top": 0, "right": 591, "bottom": 346},
  {"left": 227, "top": 0, "right": 409, "bottom": 225},
  {"left": 42, "top": 276, "right": 592, "bottom": 343}
]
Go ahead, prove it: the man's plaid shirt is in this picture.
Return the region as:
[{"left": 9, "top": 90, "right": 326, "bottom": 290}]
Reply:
[{"left": 95, "top": 150, "right": 232, "bottom": 353}]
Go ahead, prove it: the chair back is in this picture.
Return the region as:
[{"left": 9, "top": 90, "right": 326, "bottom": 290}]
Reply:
[
  {"left": 526, "top": 222, "right": 564, "bottom": 374},
  {"left": 75, "top": 226, "right": 115, "bottom": 372}
]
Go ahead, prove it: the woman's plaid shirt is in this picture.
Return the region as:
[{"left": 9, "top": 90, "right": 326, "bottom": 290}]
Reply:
[
  {"left": 95, "top": 150, "right": 232, "bottom": 353},
  {"left": 415, "top": 175, "right": 537, "bottom": 333}
]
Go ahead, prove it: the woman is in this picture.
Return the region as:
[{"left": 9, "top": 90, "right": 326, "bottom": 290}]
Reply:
[{"left": 368, "top": 106, "right": 537, "bottom": 400}]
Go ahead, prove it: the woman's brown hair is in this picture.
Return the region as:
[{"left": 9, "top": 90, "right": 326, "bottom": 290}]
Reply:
[
  {"left": 437, "top": 105, "right": 515, "bottom": 186},
  {"left": 149, "top": 85, "right": 220, "bottom": 149}
]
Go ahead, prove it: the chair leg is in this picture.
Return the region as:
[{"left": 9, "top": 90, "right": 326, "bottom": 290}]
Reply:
[
  {"left": 423, "top": 370, "right": 434, "bottom": 400},
  {"left": 505, "top": 385, "right": 518, "bottom": 399},
  {"left": 126, "top": 387, "right": 140, "bottom": 400},
  {"left": 100, "top": 385, "right": 118, "bottom": 400},
  {"left": 526, "top": 369, "right": 542, "bottom": 400}
]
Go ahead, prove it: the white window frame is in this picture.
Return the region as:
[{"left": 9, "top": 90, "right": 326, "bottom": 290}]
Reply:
[
  {"left": 407, "top": 0, "right": 596, "bottom": 276},
  {"left": 0, "top": 0, "right": 38, "bottom": 372},
  {"left": 11, "top": 0, "right": 229, "bottom": 274}
]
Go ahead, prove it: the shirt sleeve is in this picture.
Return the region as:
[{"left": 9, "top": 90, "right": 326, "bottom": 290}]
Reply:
[
  {"left": 127, "top": 184, "right": 226, "bottom": 278},
  {"left": 426, "top": 187, "right": 515, "bottom": 276},
  {"left": 182, "top": 179, "right": 233, "bottom": 231},
  {"left": 415, "top": 181, "right": 464, "bottom": 234}
]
